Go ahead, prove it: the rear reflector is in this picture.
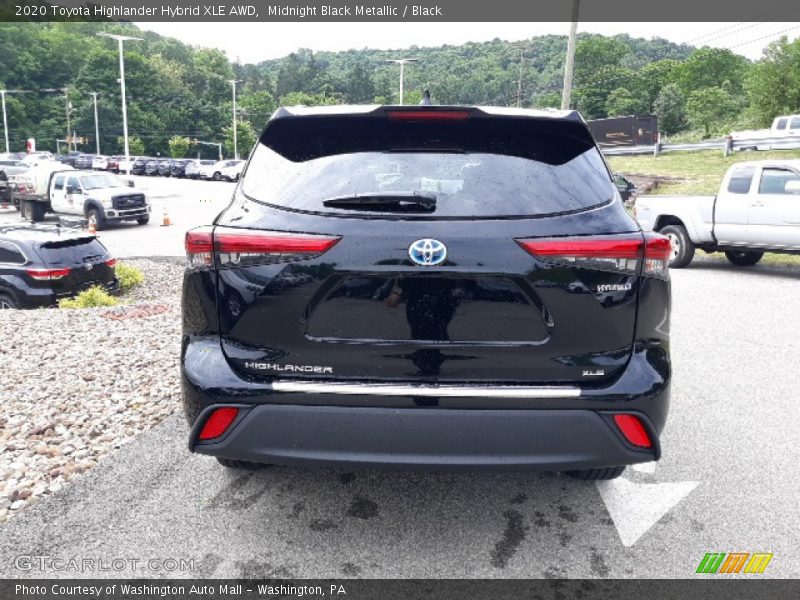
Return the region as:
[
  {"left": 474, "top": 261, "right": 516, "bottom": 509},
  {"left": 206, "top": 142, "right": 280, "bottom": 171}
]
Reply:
[
  {"left": 613, "top": 414, "right": 652, "bottom": 448},
  {"left": 386, "top": 109, "right": 471, "bottom": 121},
  {"left": 26, "top": 267, "right": 71, "bottom": 281},
  {"left": 185, "top": 226, "right": 340, "bottom": 269},
  {"left": 198, "top": 407, "right": 239, "bottom": 441},
  {"left": 516, "top": 233, "right": 670, "bottom": 278}
]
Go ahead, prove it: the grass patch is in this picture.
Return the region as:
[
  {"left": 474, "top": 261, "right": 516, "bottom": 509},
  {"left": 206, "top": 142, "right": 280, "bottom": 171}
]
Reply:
[
  {"left": 116, "top": 262, "right": 145, "bottom": 291},
  {"left": 608, "top": 149, "right": 800, "bottom": 195},
  {"left": 59, "top": 286, "right": 119, "bottom": 309}
]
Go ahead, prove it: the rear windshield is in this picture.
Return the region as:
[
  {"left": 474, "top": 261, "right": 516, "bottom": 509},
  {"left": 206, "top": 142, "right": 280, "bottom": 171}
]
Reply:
[
  {"left": 36, "top": 237, "right": 109, "bottom": 266},
  {"left": 242, "top": 115, "right": 613, "bottom": 218}
]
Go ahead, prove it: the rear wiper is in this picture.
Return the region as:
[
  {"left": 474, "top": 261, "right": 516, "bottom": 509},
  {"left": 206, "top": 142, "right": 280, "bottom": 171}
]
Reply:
[{"left": 322, "top": 192, "right": 437, "bottom": 213}]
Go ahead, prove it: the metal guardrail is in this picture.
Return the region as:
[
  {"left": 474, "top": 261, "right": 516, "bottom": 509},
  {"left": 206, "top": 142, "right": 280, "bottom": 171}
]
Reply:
[{"left": 601, "top": 135, "right": 800, "bottom": 157}]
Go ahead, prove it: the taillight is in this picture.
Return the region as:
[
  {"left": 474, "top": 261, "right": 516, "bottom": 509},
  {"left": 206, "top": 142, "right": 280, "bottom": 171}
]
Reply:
[
  {"left": 198, "top": 407, "right": 239, "bottom": 441},
  {"left": 613, "top": 414, "right": 652, "bottom": 448},
  {"left": 642, "top": 232, "right": 671, "bottom": 278},
  {"left": 515, "top": 233, "right": 670, "bottom": 278},
  {"left": 26, "top": 267, "right": 71, "bottom": 281},
  {"left": 105, "top": 258, "right": 117, "bottom": 268},
  {"left": 185, "top": 226, "right": 340, "bottom": 269},
  {"left": 386, "top": 109, "right": 471, "bottom": 121}
]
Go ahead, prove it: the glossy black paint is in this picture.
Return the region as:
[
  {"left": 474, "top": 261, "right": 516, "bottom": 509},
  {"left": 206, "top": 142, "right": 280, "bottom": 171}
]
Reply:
[
  {"left": 0, "top": 225, "right": 117, "bottom": 309},
  {"left": 181, "top": 106, "right": 672, "bottom": 470}
]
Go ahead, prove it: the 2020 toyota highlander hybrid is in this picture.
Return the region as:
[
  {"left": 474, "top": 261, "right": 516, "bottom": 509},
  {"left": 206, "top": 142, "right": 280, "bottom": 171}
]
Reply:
[{"left": 181, "top": 105, "right": 672, "bottom": 480}]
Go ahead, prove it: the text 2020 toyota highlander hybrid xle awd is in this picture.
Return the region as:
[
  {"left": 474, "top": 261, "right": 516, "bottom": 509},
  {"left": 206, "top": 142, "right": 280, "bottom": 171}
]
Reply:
[{"left": 181, "top": 105, "right": 671, "bottom": 480}]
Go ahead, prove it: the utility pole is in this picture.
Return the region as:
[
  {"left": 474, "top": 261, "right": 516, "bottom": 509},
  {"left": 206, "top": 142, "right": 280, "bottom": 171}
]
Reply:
[
  {"left": 89, "top": 92, "right": 100, "bottom": 154},
  {"left": 0, "top": 90, "right": 8, "bottom": 153},
  {"left": 64, "top": 88, "right": 77, "bottom": 152},
  {"left": 98, "top": 32, "right": 142, "bottom": 173},
  {"left": 228, "top": 79, "right": 243, "bottom": 160},
  {"left": 517, "top": 48, "right": 525, "bottom": 108},
  {"left": 561, "top": 0, "right": 580, "bottom": 110},
  {"left": 387, "top": 58, "right": 419, "bottom": 105}
]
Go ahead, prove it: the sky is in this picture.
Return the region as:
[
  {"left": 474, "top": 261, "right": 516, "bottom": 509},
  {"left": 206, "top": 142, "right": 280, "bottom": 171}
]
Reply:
[{"left": 135, "top": 21, "right": 800, "bottom": 64}]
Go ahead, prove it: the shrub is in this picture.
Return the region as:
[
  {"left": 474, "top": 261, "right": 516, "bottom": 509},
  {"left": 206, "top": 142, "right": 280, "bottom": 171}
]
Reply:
[
  {"left": 59, "top": 287, "right": 119, "bottom": 309},
  {"left": 116, "top": 262, "right": 144, "bottom": 291}
]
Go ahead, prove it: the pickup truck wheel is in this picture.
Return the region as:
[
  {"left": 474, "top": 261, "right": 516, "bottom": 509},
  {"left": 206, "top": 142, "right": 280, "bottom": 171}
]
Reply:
[
  {"left": 212, "top": 172, "right": 222, "bottom": 181},
  {"left": 659, "top": 224, "right": 695, "bottom": 268},
  {"left": 724, "top": 250, "right": 763, "bottom": 266},
  {"left": 86, "top": 207, "right": 106, "bottom": 231},
  {"left": 21, "top": 200, "right": 45, "bottom": 222}
]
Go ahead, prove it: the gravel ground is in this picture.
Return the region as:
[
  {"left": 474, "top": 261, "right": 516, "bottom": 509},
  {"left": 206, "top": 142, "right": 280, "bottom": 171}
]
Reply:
[{"left": 0, "top": 259, "right": 184, "bottom": 524}]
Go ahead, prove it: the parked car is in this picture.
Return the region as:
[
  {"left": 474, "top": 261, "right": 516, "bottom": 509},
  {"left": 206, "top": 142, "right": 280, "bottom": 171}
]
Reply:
[
  {"left": 0, "top": 152, "right": 25, "bottom": 162},
  {"left": 635, "top": 159, "right": 800, "bottom": 267},
  {"left": 731, "top": 114, "right": 800, "bottom": 150},
  {"left": 12, "top": 166, "right": 150, "bottom": 229},
  {"left": 157, "top": 159, "right": 173, "bottom": 177},
  {"left": 73, "top": 154, "right": 94, "bottom": 170},
  {"left": 0, "top": 169, "right": 10, "bottom": 205},
  {"left": 131, "top": 157, "right": 149, "bottom": 176},
  {"left": 185, "top": 159, "right": 215, "bottom": 179},
  {"left": 182, "top": 105, "right": 672, "bottom": 479},
  {"left": 170, "top": 159, "right": 190, "bottom": 178},
  {"left": 0, "top": 224, "right": 118, "bottom": 309},
  {"left": 55, "top": 152, "right": 81, "bottom": 167},
  {"left": 144, "top": 159, "right": 160, "bottom": 176},
  {"left": 199, "top": 159, "right": 239, "bottom": 181},
  {"left": 219, "top": 160, "right": 245, "bottom": 181},
  {"left": 92, "top": 155, "right": 109, "bottom": 170}
]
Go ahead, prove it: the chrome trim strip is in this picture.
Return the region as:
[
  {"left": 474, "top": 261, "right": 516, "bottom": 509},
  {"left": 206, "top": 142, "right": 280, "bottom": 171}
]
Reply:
[{"left": 270, "top": 380, "right": 581, "bottom": 399}]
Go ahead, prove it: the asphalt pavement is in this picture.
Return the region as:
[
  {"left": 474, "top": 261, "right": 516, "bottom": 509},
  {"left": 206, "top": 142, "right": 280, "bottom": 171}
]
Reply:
[{"left": 0, "top": 177, "right": 798, "bottom": 578}]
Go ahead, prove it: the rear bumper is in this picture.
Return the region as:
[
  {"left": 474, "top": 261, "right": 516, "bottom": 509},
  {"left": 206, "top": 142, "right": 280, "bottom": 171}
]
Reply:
[
  {"left": 191, "top": 404, "right": 657, "bottom": 470},
  {"left": 182, "top": 336, "right": 669, "bottom": 470}
]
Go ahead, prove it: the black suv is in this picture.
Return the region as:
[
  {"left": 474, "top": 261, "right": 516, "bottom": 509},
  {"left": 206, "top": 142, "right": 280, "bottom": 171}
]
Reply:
[
  {"left": 132, "top": 158, "right": 148, "bottom": 175},
  {"left": 181, "top": 105, "right": 672, "bottom": 479},
  {"left": 0, "top": 225, "right": 118, "bottom": 309}
]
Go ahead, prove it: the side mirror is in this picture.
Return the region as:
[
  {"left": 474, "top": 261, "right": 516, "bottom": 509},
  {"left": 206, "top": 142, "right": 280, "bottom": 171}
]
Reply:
[
  {"left": 66, "top": 185, "right": 79, "bottom": 194},
  {"left": 784, "top": 180, "right": 800, "bottom": 194}
]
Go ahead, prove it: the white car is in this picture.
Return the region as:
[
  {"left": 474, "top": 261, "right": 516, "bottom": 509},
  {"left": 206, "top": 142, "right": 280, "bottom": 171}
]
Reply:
[
  {"left": 92, "top": 155, "right": 109, "bottom": 170},
  {"left": 185, "top": 159, "right": 214, "bottom": 179},
  {"left": 200, "top": 160, "right": 242, "bottom": 181},
  {"left": 220, "top": 160, "right": 245, "bottom": 181},
  {"left": 730, "top": 114, "right": 800, "bottom": 151}
]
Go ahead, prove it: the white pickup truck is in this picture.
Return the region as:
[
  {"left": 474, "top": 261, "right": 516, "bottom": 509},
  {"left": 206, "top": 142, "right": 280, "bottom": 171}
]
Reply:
[
  {"left": 635, "top": 160, "right": 800, "bottom": 267},
  {"left": 730, "top": 114, "right": 800, "bottom": 151},
  {"left": 11, "top": 165, "right": 151, "bottom": 230}
]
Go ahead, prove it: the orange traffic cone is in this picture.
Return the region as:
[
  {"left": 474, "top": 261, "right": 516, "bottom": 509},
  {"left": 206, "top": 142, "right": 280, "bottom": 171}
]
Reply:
[
  {"left": 161, "top": 206, "right": 171, "bottom": 227},
  {"left": 87, "top": 220, "right": 96, "bottom": 235}
]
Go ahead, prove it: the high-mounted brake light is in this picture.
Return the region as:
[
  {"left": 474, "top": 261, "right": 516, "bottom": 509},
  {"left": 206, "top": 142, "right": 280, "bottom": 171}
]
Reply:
[
  {"left": 613, "top": 414, "right": 652, "bottom": 448},
  {"left": 386, "top": 109, "right": 471, "bottom": 121},
  {"left": 185, "top": 226, "right": 340, "bottom": 269},
  {"left": 26, "top": 267, "right": 71, "bottom": 281},
  {"left": 515, "top": 234, "right": 671, "bottom": 278},
  {"left": 198, "top": 407, "right": 239, "bottom": 441}
]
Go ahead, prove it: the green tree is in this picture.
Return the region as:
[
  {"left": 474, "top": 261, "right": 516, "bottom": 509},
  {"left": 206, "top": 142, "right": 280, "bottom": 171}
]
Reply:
[
  {"left": 653, "top": 83, "right": 688, "bottom": 135},
  {"left": 575, "top": 36, "right": 631, "bottom": 83},
  {"left": 119, "top": 135, "right": 145, "bottom": 155},
  {"left": 168, "top": 135, "right": 191, "bottom": 158},
  {"left": 223, "top": 120, "right": 257, "bottom": 158},
  {"left": 686, "top": 86, "right": 737, "bottom": 137},
  {"left": 671, "top": 47, "right": 749, "bottom": 95},
  {"left": 745, "top": 36, "right": 800, "bottom": 127},
  {"left": 606, "top": 87, "right": 649, "bottom": 116},
  {"left": 279, "top": 91, "right": 341, "bottom": 106},
  {"left": 345, "top": 60, "right": 376, "bottom": 103}
]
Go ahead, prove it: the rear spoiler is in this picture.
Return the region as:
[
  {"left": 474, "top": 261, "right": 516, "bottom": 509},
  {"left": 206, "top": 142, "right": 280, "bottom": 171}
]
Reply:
[{"left": 261, "top": 106, "right": 596, "bottom": 165}]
